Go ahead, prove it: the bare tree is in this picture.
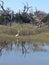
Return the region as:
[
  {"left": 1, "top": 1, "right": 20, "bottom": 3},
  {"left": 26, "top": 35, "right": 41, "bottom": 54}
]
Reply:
[
  {"left": 23, "top": 2, "right": 32, "bottom": 13},
  {"left": 0, "top": 0, "right": 13, "bottom": 26}
]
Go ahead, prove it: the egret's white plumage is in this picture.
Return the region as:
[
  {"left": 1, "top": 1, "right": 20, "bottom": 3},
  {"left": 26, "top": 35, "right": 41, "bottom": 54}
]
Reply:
[
  {"left": 15, "top": 33, "right": 19, "bottom": 37},
  {"left": 15, "top": 31, "right": 19, "bottom": 37}
]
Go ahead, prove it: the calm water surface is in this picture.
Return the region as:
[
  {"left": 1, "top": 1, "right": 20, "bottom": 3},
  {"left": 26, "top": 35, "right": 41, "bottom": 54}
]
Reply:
[{"left": 0, "top": 41, "right": 49, "bottom": 65}]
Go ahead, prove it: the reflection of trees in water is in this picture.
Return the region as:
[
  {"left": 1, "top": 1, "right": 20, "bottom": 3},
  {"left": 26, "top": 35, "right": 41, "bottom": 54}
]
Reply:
[
  {"left": 21, "top": 41, "right": 27, "bottom": 55},
  {"left": 16, "top": 41, "right": 47, "bottom": 55},
  {"left": 0, "top": 47, "right": 2, "bottom": 56},
  {"left": 15, "top": 40, "right": 27, "bottom": 55},
  {"left": 0, "top": 40, "right": 48, "bottom": 56},
  {"left": 1, "top": 41, "right": 13, "bottom": 50},
  {"left": 0, "top": 41, "right": 13, "bottom": 56}
]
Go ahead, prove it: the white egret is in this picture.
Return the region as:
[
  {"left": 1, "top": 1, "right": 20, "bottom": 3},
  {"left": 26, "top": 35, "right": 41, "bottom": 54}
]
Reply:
[{"left": 15, "top": 30, "right": 19, "bottom": 37}]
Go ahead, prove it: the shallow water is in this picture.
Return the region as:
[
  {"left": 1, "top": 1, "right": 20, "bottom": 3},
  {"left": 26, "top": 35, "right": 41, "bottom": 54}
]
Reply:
[{"left": 0, "top": 41, "right": 49, "bottom": 65}]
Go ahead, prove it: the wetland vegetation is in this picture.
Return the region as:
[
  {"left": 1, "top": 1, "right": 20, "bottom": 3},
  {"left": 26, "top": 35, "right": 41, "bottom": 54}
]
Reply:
[{"left": 0, "top": 23, "right": 49, "bottom": 43}]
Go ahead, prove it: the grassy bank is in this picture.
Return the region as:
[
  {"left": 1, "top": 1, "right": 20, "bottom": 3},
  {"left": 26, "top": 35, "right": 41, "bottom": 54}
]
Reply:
[{"left": 0, "top": 23, "right": 49, "bottom": 43}]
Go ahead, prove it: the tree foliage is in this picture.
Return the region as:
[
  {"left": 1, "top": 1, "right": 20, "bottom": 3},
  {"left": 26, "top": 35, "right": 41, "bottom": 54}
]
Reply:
[{"left": 42, "top": 14, "right": 49, "bottom": 26}]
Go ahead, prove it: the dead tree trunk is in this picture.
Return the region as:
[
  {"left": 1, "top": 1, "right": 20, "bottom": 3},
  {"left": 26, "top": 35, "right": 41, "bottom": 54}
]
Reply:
[{"left": 0, "top": 0, "right": 13, "bottom": 26}]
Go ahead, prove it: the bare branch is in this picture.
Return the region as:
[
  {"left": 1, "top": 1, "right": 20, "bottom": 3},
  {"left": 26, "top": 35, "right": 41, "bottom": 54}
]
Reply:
[
  {"left": 0, "top": 0, "right": 4, "bottom": 7},
  {"left": 23, "top": 2, "right": 32, "bottom": 13}
]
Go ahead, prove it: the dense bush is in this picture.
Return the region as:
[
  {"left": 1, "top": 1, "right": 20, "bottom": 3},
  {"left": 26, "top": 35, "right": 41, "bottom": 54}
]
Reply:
[{"left": 42, "top": 14, "right": 49, "bottom": 26}]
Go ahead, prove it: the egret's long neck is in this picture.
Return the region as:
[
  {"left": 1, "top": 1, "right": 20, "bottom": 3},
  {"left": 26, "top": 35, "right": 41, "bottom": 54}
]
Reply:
[{"left": 18, "top": 31, "right": 19, "bottom": 34}]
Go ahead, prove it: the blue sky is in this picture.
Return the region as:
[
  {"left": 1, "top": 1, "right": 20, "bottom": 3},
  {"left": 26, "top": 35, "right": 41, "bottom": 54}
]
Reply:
[{"left": 0, "top": 0, "right": 49, "bottom": 13}]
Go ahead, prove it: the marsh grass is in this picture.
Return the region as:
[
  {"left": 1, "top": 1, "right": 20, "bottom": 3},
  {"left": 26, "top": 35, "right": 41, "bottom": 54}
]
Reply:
[{"left": 0, "top": 23, "right": 49, "bottom": 43}]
